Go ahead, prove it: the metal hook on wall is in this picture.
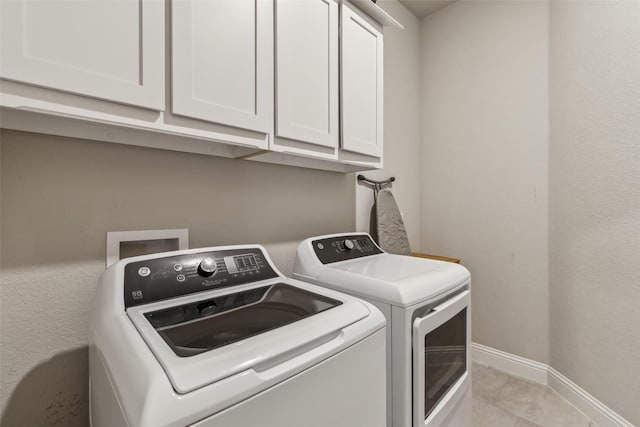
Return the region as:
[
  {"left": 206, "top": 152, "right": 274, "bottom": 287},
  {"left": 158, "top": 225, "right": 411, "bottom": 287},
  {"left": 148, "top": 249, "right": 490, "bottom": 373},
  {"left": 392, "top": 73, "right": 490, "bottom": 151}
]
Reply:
[{"left": 357, "top": 174, "right": 396, "bottom": 200}]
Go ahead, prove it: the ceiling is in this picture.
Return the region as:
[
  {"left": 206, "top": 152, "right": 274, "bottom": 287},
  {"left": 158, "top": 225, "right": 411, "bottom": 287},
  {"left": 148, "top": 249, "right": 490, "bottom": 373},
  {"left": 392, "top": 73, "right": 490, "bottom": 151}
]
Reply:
[{"left": 397, "top": 0, "right": 457, "bottom": 18}]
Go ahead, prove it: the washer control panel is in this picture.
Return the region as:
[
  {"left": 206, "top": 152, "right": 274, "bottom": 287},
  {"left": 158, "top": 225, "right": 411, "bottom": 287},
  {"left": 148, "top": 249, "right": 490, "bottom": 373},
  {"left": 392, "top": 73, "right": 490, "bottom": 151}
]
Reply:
[
  {"left": 312, "top": 234, "right": 383, "bottom": 264},
  {"left": 123, "top": 248, "right": 278, "bottom": 308}
]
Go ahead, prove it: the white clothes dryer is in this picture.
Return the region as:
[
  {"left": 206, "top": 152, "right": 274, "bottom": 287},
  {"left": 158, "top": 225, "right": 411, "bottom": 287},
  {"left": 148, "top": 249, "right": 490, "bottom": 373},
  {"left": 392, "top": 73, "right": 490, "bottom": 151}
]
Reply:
[
  {"left": 294, "top": 233, "right": 472, "bottom": 427},
  {"left": 90, "top": 244, "right": 386, "bottom": 427}
]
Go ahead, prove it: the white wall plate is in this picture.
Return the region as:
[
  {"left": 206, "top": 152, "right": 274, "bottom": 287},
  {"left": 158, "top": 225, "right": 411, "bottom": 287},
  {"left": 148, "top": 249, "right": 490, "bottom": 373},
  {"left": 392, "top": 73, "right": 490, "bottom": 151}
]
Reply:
[{"left": 106, "top": 229, "right": 189, "bottom": 268}]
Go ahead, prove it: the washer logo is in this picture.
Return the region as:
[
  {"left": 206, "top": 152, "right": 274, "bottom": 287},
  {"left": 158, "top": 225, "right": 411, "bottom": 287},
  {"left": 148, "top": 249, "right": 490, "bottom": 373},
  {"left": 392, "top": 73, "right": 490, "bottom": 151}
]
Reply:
[
  {"left": 138, "top": 267, "right": 151, "bottom": 277},
  {"left": 132, "top": 290, "right": 143, "bottom": 300}
]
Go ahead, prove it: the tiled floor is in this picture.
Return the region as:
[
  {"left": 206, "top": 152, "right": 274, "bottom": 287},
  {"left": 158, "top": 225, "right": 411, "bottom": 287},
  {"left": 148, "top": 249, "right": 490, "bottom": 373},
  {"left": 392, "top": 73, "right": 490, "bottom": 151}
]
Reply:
[{"left": 472, "top": 363, "right": 596, "bottom": 427}]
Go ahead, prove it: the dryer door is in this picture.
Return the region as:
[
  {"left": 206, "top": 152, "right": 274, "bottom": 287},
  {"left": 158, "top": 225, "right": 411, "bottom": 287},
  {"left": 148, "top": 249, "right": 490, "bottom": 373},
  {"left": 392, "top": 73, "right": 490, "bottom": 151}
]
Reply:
[{"left": 412, "top": 290, "right": 471, "bottom": 426}]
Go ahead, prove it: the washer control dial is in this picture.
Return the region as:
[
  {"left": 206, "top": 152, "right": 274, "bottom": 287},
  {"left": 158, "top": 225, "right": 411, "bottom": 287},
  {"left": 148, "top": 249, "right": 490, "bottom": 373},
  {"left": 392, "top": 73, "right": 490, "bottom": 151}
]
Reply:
[
  {"left": 343, "top": 239, "right": 355, "bottom": 251},
  {"left": 198, "top": 257, "right": 218, "bottom": 277}
]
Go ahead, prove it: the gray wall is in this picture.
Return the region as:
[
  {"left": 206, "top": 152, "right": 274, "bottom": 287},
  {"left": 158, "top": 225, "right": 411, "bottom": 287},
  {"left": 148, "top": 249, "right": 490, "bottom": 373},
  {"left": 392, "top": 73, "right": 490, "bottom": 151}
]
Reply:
[
  {"left": 420, "top": 0, "right": 550, "bottom": 363},
  {"left": 549, "top": 1, "right": 640, "bottom": 423},
  {"left": 420, "top": 0, "right": 640, "bottom": 422},
  {"left": 0, "top": 130, "right": 354, "bottom": 426}
]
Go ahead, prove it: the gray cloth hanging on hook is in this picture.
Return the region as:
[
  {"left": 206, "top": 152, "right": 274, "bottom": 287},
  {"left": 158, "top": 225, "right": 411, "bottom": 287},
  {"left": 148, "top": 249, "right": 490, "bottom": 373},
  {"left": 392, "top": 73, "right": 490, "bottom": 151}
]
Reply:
[{"left": 375, "top": 189, "right": 411, "bottom": 256}]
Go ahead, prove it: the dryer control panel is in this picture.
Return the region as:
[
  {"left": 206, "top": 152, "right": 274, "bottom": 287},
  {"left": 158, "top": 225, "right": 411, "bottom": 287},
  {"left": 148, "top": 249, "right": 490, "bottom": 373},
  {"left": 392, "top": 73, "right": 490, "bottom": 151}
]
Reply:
[
  {"left": 123, "top": 248, "right": 278, "bottom": 308},
  {"left": 312, "top": 234, "right": 383, "bottom": 264}
]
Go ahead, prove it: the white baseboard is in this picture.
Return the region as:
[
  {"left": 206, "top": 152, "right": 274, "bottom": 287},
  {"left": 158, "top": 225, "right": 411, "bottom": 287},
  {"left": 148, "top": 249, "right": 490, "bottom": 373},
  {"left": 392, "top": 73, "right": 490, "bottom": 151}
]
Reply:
[
  {"left": 471, "top": 342, "right": 548, "bottom": 385},
  {"left": 471, "top": 342, "right": 634, "bottom": 427},
  {"left": 547, "top": 367, "right": 635, "bottom": 427}
]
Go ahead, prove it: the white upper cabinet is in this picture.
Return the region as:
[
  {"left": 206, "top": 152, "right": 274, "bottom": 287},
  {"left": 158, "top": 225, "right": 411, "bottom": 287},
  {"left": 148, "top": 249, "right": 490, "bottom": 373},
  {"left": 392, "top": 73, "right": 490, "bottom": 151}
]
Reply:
[
  {"left": 0, "top": 0, "right": 164, "bottom": 110},
  {"left": 275, "top": 0, "right": 339, "bottom": 149},
  {"left": 1, "top": 0, "right": 397, "bottom": 172},
  {"left": 171, "top": 0, "right": 272, "bottom": 133},
  {"left": 341, "top": 2, "right": 384, "bottom": 158}
]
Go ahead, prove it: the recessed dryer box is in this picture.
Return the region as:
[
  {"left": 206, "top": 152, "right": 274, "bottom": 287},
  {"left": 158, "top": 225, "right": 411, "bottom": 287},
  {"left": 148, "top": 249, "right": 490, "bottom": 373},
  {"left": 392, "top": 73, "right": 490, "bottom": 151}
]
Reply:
[{"left": 106, "top": 229, "right": 189, "bottom": 268}]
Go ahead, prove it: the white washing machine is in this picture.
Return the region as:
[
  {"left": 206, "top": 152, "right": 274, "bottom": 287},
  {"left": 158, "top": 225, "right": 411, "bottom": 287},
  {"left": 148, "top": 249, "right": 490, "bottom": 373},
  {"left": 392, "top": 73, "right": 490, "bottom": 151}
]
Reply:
[
  {"left": 90, "top": 244, "right": 386, "bottom": 427},
  {"left": 294, "top": 233, "right": 472, "bottom": 427}
]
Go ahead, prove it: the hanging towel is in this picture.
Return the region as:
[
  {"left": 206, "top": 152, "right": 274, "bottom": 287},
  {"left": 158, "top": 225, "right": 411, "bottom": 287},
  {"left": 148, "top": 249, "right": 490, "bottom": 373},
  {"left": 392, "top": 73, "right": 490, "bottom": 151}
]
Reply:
[{"left": 376, "top": 188, "right": 412, "bottom": 256}]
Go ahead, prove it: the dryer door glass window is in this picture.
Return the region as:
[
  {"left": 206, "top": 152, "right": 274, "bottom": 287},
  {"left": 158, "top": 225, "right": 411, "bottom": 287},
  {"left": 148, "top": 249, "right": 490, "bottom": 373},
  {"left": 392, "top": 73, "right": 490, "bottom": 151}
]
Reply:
[
  {"left": 145, "top": 284, "right": 342, "bottom": 357},
  {"left": 423, "top": 308, "right": 467, "bottom": 418}
]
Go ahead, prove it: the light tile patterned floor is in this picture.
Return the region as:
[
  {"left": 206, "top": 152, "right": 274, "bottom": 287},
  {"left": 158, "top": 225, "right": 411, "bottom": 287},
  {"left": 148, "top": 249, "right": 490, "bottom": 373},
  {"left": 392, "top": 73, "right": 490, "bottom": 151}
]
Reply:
[{"left": 472, "top": 363, "right": 597, "bottom": 427}]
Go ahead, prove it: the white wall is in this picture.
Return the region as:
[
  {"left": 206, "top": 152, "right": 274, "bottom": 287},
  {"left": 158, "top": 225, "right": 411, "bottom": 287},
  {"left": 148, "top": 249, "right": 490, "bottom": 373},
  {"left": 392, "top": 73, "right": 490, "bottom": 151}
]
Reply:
[
  {"left": 420, "top": 0, "right": 550, "bottom": 363},
  {"left": 549, "top": 1, "right": 640, "bottom": 423},
  {"left": 0, "top": 130, "right": 354, "bottom": 425},
  {"left": 355, "top": 0, "right": 422, "bottom": 252}
]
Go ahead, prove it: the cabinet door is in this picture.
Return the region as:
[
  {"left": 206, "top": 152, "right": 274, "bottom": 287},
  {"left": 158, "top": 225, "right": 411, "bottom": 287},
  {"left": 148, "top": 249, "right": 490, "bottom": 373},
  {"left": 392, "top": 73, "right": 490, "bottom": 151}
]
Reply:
[
  {"left": 0, "top": 0, "right": 164, "bottom": 110},
  {"left": 172, "top": 0, "right": 272, "bottom": 133},
  {"left": 275, "top": 0, "right": 339, "bottom": 148},
  {"left": 341, "top": 3, "right": 383, "bottom": 157}
]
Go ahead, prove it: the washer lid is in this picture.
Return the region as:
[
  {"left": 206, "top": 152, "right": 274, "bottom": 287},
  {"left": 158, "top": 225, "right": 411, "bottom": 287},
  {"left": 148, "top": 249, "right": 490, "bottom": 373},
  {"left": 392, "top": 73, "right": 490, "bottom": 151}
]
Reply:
[
  {"left": 127, "top": 279, "right": 373, "bottom": 394},
  {"left": 319, "top": 253, "right": 470, "bottom": 306}
]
